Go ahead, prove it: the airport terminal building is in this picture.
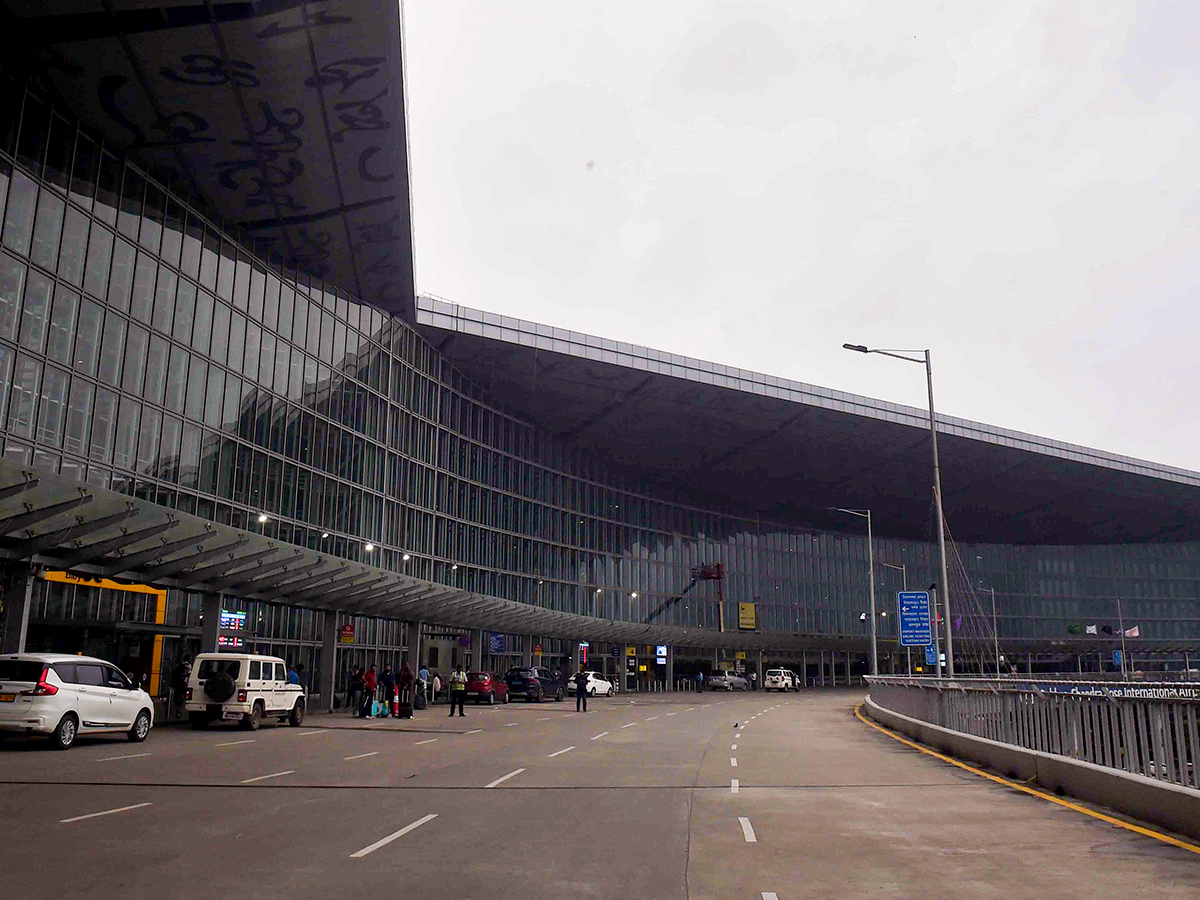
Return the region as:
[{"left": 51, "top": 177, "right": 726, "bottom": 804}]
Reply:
[{"left": 0, "top": 3, "right": 1198, "bottom": 712}]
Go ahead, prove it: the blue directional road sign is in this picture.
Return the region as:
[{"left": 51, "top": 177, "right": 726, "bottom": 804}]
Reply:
[
  {"left": 1113, "top": 649, "right": 1123, "bottom": 667},
  {"left": 898, "top": 591, "right": 933, "bottom": 646},
  {"left": 925, "top": 645, "right": 938, "bottom": 667}
]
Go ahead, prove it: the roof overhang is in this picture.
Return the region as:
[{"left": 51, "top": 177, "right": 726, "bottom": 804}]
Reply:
[
  {"left": 3, "top": 0, "right": 415, "bottom": 317},
  {"left": 416, "top": 298, "right": 1200, "bottom": 545},
  {"left": 0, "top": 457, "right": 823, "bottom": 651}
]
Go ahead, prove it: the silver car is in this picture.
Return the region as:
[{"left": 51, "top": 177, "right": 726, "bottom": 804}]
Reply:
[{"left": 708, "top": 670, "right": 749, "bottom": 691}]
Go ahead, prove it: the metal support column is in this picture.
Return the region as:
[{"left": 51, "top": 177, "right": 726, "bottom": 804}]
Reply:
[
  {"left": 802, "top": 650, "right": 808, "bottom": 687},
  {"left": 666, "top": 645, "right": 675, "bottom": 690},
  {"left": 522, "top": 636, "right": 533, "bottom": 668},
  {"left": 569, "top": 640, "right": 581, "bottom": 677},
  {"left": 409, "top": 620, "right": 424, "bottom": 668},
  {"left": 319, "top": 610, "right": 337, "bottom": 712},
  {"left": 200, "top": 592, "right": 221, "bottom": 653},
  {"left": 756, "top": 650, "right": 764, "bottom": 690},
  {"left": 0, "top": 562, "right": 34, "bottom": 654}
]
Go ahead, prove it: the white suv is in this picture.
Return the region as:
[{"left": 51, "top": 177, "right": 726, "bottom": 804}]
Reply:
[
  {"left": 764, "top": 668, "right": 794, "bottom": 691},
  {"left": 185, "top": 653, "right": 305, "bottom": 730},
  {"left": 0, "top": 653, "right": 154, "bottom": 750}
]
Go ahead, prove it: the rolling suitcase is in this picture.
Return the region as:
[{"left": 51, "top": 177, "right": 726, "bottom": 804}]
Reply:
[{"left": 397, "top": 701, "right": 414, "bottom": 719}]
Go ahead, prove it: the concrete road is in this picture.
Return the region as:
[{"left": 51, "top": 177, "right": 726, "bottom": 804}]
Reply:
[{"left": 1, "top": 689, "right": 1197, "bottom": 899}]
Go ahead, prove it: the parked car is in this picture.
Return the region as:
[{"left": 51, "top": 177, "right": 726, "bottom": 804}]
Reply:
[
  {"left": 185, "top": 653, "right": 304, "bottom": 730},
  {"left": 786, "top": 669, "right": 803, "bottom": 690},
  {"left": 764, "top": 668, "right": 794, "bottom": 691},
  {"left": 466, "top": 671, "right": 509, "bottom": 704},
  {"left": 574, "top": 671, "right": 615, "bottom": 697},
  {"left": 708, "top": 670, "right": 749, "bottom": 691},
  {"left": 504, "top": 666, "right": 564, "bottom": 702},
  {"left": 0, "top": 653, "right": 154, "bottom": 750}
]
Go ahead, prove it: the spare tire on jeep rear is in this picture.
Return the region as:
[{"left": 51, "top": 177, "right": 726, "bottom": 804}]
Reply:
[{"left": 204, "top": 670, "right": 236, "bottom": 703}]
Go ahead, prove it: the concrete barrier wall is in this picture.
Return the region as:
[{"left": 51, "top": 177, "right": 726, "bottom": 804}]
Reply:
[{"left": 864, "top": 694, "right": 1200, "bottom": 842}]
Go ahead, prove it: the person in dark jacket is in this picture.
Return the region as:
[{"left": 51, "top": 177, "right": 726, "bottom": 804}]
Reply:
[
  {"left": 397, "top": 660, "right": 415, "bottom": 708},
  {"left": 573, "top": 665, "right": 590, "bottom": 712},
  {"left": 348, "top": 667, "right": 363, "bottom": 714},
  {"left": 381, "top": 664, "right": 396, "bottom": 712},
  {"left": 361, "top": 665, "right": 378, "bottom": 717}
]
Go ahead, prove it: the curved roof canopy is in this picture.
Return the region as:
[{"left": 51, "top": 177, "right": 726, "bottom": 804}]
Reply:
[
  {"left": 417, "top": 298, "right": 1200, "bottom": 546},
  {"left": 3, "top": 0, "right": 415, "bottom": 317}
]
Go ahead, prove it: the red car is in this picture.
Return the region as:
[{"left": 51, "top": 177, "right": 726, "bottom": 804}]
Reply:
[{"left": 466, "top": 671, "right": 509, "bottom": 705}]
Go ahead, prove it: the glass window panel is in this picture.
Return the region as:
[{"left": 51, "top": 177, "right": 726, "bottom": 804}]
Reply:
[
  {"left": 274, "top": 338, "right": 289, "bottom": 394},
  {"left": 36, "top": 365, "right": 69, "bottom": 447},
  {"left": 204, "top": 366, "right": 224, "bottom": 427},
  {"left": 191, "top": 288, "right": 213, "bottom": 355},
  {"left": 258, "top": 331, "right": 275, "bottom": 389},
  {"left": 45, "top": 283, "right": 78, "bottom": 365},
  {"left": 0, "top": 343, "right": 12, "bottom": 428},
  {"left": 113, "top": 395, "right": 140, "bottom": 469},
  {"left": 117, "top": 167, "right": 144, "bottom": 241},
  {"left": 2, "top": 170, "right": 36, "bottom": 255},
  {"left": 90, "top": 387, "right": 118, "bottom": 462},
  {"left": 136, "top": 406, "right": 161, "bottom": 475},
  {"left": 140, "top": 184, "right": 164, "bottom": 255},
  {"left": 107, "top": 238, "right": 135, "bottom": 312},
  {"left": 243, "top": 321, "right": 260, "bottom": 381},
  {"left": 291, "top": 292, "right": 307, "bottom": 346},
  {"left": 97, "top": 312, "right": 125, "bottom": 386},
  {"left": 199, "top": 226, "right": 218, "bottom": 290},
  {"left": 263, "top": 273, "right": 280, "bottom": 332},
  {"left": 288, "top": 347, "right": 304, "bottom": 402},
  {"left": 181, "top": 211, "right": 202, "bottom": 279},
  {"left": 69, "top": 132, "right": 99, "bottom": 211},
  {"left": 0, "top": 161, "right": 8, "bottom": 243},
  {"left": 320, "top": 310, "right": 334, "bottom": 363},
  {"left": 19, "top": 269, "right": 52, "bottom": 354},
  {"left": 208, "top": 432, "right": 228, "bottom": 496},
  {"left": 216, "top": 243, "right": 235, "bottom": 302},
  {"left": 144, "top": 334, "right": 168, "bottom": 407},
  {"left": 161, "top": 199, "right": 183, "bottom": 269},
  {"left": 15, "top": 93, "right": 48, "bottom": 173},
  {"left": 185, "top": 356, "right": 206, "bottom": 421},
  {"left": 43, "top": 114, "right": 73, "bottom": 192},
  {"left": 30, "top": 187, "right": 64, "bottom": 270},
  {"left": 129, "top": 251, "right": 155, "bottom": 323},
  {"left": 277, "top": 284, "right": 294, "bottom": 338},
  {"left": 94, "top": 150, "right": 120, "bottom": 227},
  {"left": 82, "top": 223, "right": 113, "bottom": 301},
  {"left": 56, "top": 206, "right": 88, "bottom": 286},
  {"left": 153, "top": 264, "right": 178, "bottom": 335},
  {"left": 0, "top": 251, "right": 24, "bottom": 340},
  {"left": 160, "top": 415, "right": 181, "bottom": 483},
  {"left": 164, "top": 345, "right": 188, "bottom": 413},
  {"left": 209, "top": 299, "right": 229, "bottom": 365},
  {"left": 8, "top": 353, "right": 41, "bottom": 438},
  {"left": 222, "top": 374, "right": 240, "bottom": 433},
  {"left": 179, "top": 422, "right": 201, "bottom": 488},
  {"left": 306, "top": 302, "right": 320, "bottom": 354},
  {"left": 122, "top": 323, "right": 149, "bottom": 395},
  {"left": 248, "top": 264, "right": 265, "bottom": 321},
  {"left": 64, "top": 378, "right": 93, "bottom": 457},
  {"left": 332, "top": 320, "right": 346, "bottom": 369},
  {"left": 228, "top": 311, "right": 245, "bottom": 372},
  {"left": 74, "top": 298, "right": 102, "bottom": 376}
]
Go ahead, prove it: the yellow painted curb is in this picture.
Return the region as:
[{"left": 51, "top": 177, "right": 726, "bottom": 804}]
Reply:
[{"left": 854, "top": 703, "right": 1200, "bottom": 856}]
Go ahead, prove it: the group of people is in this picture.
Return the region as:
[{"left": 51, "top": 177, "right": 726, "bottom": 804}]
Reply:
[{"left": 346, "top": 660, "right": 440, "bottom": 718}]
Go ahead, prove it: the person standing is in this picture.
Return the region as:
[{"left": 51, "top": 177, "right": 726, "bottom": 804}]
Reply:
[
  {"left": 172, "top": 656, "right": 192, "bottom": 719},
  {"left": 397, "top": 660, "right": 415, "bottom": 713},
  {"left": 749, "top": 670, "right": 757, "bottom": 691},
  {"left": 296, "top": 664, "right": 308, "bottom": 694},
  {"left": 347, "top": 667, "right": 363, "bottom": 714},
  {"left": 381, "top": 664, "right": 396, "bottom": 714},
  {"left": 286, "top": 661, "right": 299, "bottom": 684},
  {"left": 696, "top": 670, "right": 704, "bottom": 693},
  {"left": 448, "top": 664, "right": 467, "bottom": 717},
  {"left": 417, "top": 662, "right": 430, "bottom": 704},
  {"left": 361, "top": 664, "right": 378, "bottom": 717},
  {"left": 573, "top": 665, "right": 589, "bottom": 712}
]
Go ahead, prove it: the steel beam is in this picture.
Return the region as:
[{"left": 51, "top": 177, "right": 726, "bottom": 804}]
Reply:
[
  {"left": 269, "top": 564, "right": 348, "bottom": 595},
  {"left": 0, "top": 493, "right": 93, "bottom": 536},
  {"left": 203, "top": 553, "right": 306, "bottom": 592},
  {"left": 178, "top": 546, "right": 280, "bottom": 587},
  {"left": 287, "top": 571, "right": 382, "bottom": 605},
  {"left": 7, "top": 505, "right": 139, "bottom": 558},
  {"left": 97, "top": 529, "right": 217, "bottom": 577},
  {"left": 56, "top": 519, "right": 179, "bottom": 569},
  {"left": 0, "top": 475, "right": 38, "bottom": 504},
  {"left": 227, "top": 561, "right": 324, "bottom": 595},
  {"left": 137, "top": 538, "right": 247, "bottom": 582}
]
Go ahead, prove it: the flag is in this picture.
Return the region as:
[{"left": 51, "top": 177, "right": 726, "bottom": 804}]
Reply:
[
  {"left": 1100, "top": 624, "right": 1115, "bottom": 635},
  {"left": 1067, "top": 623, "right": 1082, "bottom": 635},
  {"left": 1085, "top": 624, "right": 1098, "bottom": 635},
  {"left": 1125, "top": 625, "right": 1140, "bottom": 638}
]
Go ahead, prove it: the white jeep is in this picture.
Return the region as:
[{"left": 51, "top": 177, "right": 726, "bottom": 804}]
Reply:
[{"left": 184, "top": 653, "right": 305, "bottom": 730}]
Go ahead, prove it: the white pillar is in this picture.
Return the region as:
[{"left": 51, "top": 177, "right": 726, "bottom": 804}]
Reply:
[{"left": 319, "top": 611, "right": 338, "bottom": 712}]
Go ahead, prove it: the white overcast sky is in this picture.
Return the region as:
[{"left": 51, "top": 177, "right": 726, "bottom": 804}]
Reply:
[{"left": 402, "top": 1, "right": 1200, "bottom": 471}]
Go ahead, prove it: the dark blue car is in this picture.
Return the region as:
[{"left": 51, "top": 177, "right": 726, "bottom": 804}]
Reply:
[{"left": 503, "top": 666, "right": 564, "bottom": 703}]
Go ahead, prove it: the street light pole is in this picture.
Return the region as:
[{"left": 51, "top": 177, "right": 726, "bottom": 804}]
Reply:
[
  {"left": 881, "top": 562, "right": 908, "bottom": 675},
  {"left": 831, "top": 507, "right": 877, "bottom": 676},
  {"left": 843, "top": 343, "right": 954, "bottom": 676}
]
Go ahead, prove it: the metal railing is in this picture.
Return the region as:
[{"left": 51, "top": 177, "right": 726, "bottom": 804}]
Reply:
[{"left": 867, "top": 676, "right": 1200, "bottom": 790}]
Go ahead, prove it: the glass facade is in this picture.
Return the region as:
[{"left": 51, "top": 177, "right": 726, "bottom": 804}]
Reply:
[{"left": 0, "top": 69, "right": 1197, "bottom": 678}]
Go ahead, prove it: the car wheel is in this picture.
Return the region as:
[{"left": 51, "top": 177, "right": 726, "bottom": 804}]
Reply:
[
  {"left": 289, "top": 701, "right": 305, "bottom": 727},
  {"left": 242, "top": 702, "right": 263, "bottom": 731},
  {"left": 589, "top": 687, "right": 596, "bottom": 698},
  {"left": 128, "top": 710, "right": 151, "bottom": 743},
  {"left": 487, "top": 692, "right": 495, "bottom": 705},
  {"left": 51, "top": 713, "right": 78, "bottom": 750},
  {"left": 188, "top": 712, "right": 209, "bottom": 729},
  {"left": 555, "top": 689, "right": 563, "bottom": 702},
  {"left": 503, "top": 692, "right": 510, "bottom": 703}
]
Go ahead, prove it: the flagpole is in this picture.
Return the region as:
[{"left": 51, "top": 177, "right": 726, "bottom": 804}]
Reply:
[{"left": 1117, "top": 595, "right": 1128, "bottom": 682}]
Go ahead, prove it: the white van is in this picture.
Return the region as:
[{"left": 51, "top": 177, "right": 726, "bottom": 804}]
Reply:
[{"left": 184, "top": 653, "right": 304, "bottom": 730}]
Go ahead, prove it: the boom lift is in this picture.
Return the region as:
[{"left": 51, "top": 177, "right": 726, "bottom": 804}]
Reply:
[{"left": 642, "top": 563, "right": 726, "bottom": 632}]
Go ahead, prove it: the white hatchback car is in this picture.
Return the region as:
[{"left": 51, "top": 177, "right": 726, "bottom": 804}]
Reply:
[
  {"left": 184, "top": 653, "right": 305, "bottom": 730},
  {"left": 576, "top": 671, "right": 615, "bottom": 697},
  {"left": 0, "top": 653, "right": 154, "bottom": 750}
]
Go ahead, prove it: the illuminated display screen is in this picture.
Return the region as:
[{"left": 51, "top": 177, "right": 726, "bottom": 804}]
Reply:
[
  {"left": 217, "top": 635, "right": 244, "bottom": 648},
  {"left": 220, "top": 610, "right": 247, "bottom": 631}
]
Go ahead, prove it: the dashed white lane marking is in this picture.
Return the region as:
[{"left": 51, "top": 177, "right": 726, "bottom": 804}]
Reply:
[
  {"left": 739, "top": 817, "right": 758, "bottom": 843},
  {"left": 547, "top": 745, "right": 576, "bottom": 758},
  {"left": 762, "top": 893, "right": 780, "bottom": 900},
  {"left": 485, "top": 768, "right": 526, "bottom": 788},
  {"left": 240, "top": 770, "right": 295, "bottom": 784},
  {"left": 504, "top": 722, "right": 519, "bottom": 727},
  {"left": 96, "top": 752, "right": 151, "bottom": 761},
  {"left": 731, "top": 778, "right": 739, "bottom": 794},
  {"left": 414, "top": 739, "right": 438, "bottom": 745},
  {"left": 666, "top": 712, "right": 677, "bottom": 716},
  {"left": 215, "top": 740, "right": 255, "bottom": 747},
  {"left": 686, "top": 707, "right": 696, "bottom": 711},
  {"left": 620, "top": 722, "right": 637, "bottom": 729},
  {"left": 731, "top": 757, "right": 738, "bottom": 767},
  {"left": 731, "top": 744, "right": 738, "bottom": 750},
  {"left": 344, "top": 751, "right": 380, "bottom": 760},
  {"left": 61, "top": 802, "right": 152, "bottom": 824},
  {"left": 298, "top": 730, "right": 327, "bottom": 736},
  {"left": 350, "top": 814, "right": 438, "bottom": 858},
  {"left": 538, "top": 717, "right": 550, "bottom": 721},
  {"left": 590, "top": 732, "right": 609, "bottom": 740},
  {"left": 736, "top": 732, "right": 742, "bottom": 738},
  {"left": 645, "top": 716, "right": 658, "bottom": 721},
  {"left": 465, "top": 729, "right": 483, "bottom": 734}
]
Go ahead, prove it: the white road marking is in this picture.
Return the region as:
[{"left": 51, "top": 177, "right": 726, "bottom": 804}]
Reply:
[
  {"left": 686, "top": 707, "right": 695, "bottom": 711},
  {"left": 537, "top": 717, "right": 550, "bottom": 721},
  {"left": 762, "top": 893, "right": 779, "bottom": 900},
  {"left": 731, "top": 744, "right": 738, "bottom": 750},
  {"left": 485, "top": 768, "right": 526, "bottom": 788},
  {"left": 590, "top": 732, "right": 609, "bottom": 740},
  {"left": 739, "top": 817, "right": 757, "bottom": 843},
  {"left": 731, "top": 757, "right": 738, "bottom": 767},
  {"left": 240, "top": 770, "right": 296, "bottom": 784},
  {"left": 96, "top": 752, "right": 151, "bottom": 761},
  {"left": 736, "top": 732, "right": 742, "bottom": 738},
  {"left": 547, "top": 745, "right": 576, "bottom": 758},
  {"left": 344, "top": 751, "right": 380, "bottom": 760},
  {"left": 215, "top": 740, "right": 256, "bottom": 747},
  {"left": 350, "top": 814, "right": 438, "bottom": 858},
  {"left": 731, "top": 778, "right": 739, "bottom": 794},
  {"left": 645, "top": 716, "right": 658, "bottom": 721},
  {"left": 298, "top": 730, "right": 327, "bottom": 736},
  {"left": 666, "top": 712, "right": 677, "bottom": 716},
  {"left": 61, "top": 802, "right": 152, "bottom": 824},
  {"left": 504, "top": 722, "right": 519, "bottom": 727},
  {"left": 465, "top": 729, "right": 483, "bottom": 734},
  {"left": 620, "top": 722, "right": 637, "bottom": 729},
  {"left": 414, "top": 739, "right": 438, "bottom": 745}
]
